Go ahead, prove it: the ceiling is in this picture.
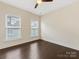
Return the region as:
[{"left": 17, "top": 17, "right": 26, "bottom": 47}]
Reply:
[{"left": 0, "top": 0, "right": 78, "bottom": 15}]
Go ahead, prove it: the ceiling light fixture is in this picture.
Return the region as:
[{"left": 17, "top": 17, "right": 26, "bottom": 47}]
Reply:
[{"left": 37, "top": 0, "right": 42, "bottom": 4}]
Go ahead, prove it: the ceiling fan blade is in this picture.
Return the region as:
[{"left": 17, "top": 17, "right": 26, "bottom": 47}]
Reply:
[{"left": 35, "top": 3, "right": 38, "bottom": 8}]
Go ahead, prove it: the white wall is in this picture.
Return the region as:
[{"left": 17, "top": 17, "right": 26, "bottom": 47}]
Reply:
[
  {"left": 41, "top": 1, "right": 79, "bottom": 50},
  {"left": 0, "top": 2, "right": 41, "bottom": 49}
]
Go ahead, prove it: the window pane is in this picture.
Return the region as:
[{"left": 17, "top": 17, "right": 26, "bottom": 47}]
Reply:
[
  {"left": 31, "top": 20, "right": 39, "bottom": 28},
  {"left": 6, "top": 28, "right": 21, "bottom": 41},
  {"left": 31, "top": 29, "right": 39, "bottom": 37}
]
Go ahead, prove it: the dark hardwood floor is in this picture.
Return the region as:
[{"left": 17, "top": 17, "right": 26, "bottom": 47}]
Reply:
[{"left": 0, "top": 40, "right": 79, "bottom": 59}]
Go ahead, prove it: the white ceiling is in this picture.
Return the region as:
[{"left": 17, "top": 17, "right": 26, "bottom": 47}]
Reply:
[{"left": 0, "top": 0, "right": 78, "bottom": 15}]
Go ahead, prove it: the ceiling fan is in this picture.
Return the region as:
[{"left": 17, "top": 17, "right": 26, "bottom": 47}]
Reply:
[{"left": 35, "top": 0, "right": 53, "bottom": 8}]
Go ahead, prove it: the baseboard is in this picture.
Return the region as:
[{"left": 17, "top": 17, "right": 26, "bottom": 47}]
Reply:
[
  {"left": 41, "top": 39, "right": 79, "bottom": 51},
  {"left": 0, "top": 39, "right": 42, "bottom": 51},
  {"left": 1, "top": 39, "right": 78, "bottom": 52}
]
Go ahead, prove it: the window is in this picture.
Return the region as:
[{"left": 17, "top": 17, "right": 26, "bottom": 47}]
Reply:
[
  {"left": 31, "top": 20, "right": 39, "bottom": 37},
  {"left": 5, "top": 15, "right": 21, "bottom": 41}
]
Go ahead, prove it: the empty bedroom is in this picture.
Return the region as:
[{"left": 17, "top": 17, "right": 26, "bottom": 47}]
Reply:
[{"left": 0, "top": 0, "right": 79, "bottom": 59}]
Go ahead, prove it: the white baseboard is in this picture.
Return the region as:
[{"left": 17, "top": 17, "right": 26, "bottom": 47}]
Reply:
[{"left": 42, "top": 39, "right": 79, "bottom": 51}]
